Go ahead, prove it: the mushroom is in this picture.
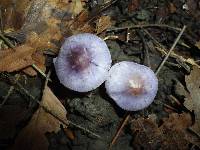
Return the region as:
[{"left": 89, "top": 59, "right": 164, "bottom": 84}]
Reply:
[
  {"left": 54, "top": 33, "right": 112, "bottom": 92},
  {"left": 105, "top": 61, "right": 158, "bottom": 111}
]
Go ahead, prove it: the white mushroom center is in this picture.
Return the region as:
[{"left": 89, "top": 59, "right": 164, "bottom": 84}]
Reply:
[{"left": 128, "top": 76, "right": 145, "bottom": 96}]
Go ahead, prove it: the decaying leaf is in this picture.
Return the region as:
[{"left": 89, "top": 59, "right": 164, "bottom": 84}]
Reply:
[
  {"left": 131, "top": 113, "right": 200, "bottom": 149},
  {"left": 69, "top": 0, "right": 84, "bottom": 16},
  {"left": 0, "top": 0, "right": 31, "bottom": 30},
  {"left": 10, "top": 86, "right": 68, "bottom": 150},
  {"left": 184, "top": 66, "right": 200, "bottom": 135},
  {"left": 0, "top": 45, "right": 35, "bottom": 72},
  {"left": 26, "top": 30, "right": 60, "bottom": 52},
  {"left": 23, "top": 50, "right": 46, "bottom": 76},
  {"left": 96, "top": 16, "right": 112, "bottom": 34},
  {"left": 66, "top": 9, "right": 95, "bottom": 34}
]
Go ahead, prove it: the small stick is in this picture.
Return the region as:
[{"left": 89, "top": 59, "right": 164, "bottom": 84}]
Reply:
[
  {"left": 0, "top": 74, "right": 20, "bottom": 109},
  {"left": 32, "top": 64, "right": 52, "bottom": 82},
  {"left": 0, "top": 32, "right": 15, "bottom": 49},
  {"left": 109, "top": 113, "right": 130, "bottom": 149},
  {"left": 103, "top": 35, "right": 119, "bottom": 41},
  {"left": 44, "top": 70, "right": 51, "bottom": 87},
  {"left": 164, "top": 103, "right": 178, "bottom": 112},
  {"left": 138, "top": 30, "right": 151, "bottom": 67},
  {"left": 155, "top": 25, "right": 186, "bottom": 75},
  {"left": 143, "top": 29, "right": 192, "bottom": 71},
  {"left": 169, "top": 95, "right": 181, "bottom": 106},
  {"left": 107, "top": 24, "right": 182, "bottom": 32}
]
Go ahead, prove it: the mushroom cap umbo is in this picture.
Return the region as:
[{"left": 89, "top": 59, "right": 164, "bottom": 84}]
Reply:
[
  {"left": 105, "top": 61, "right": 158, "bottom": 111},
  {"left": 54, "top": 33, "right": 112, "bottom": 92}
]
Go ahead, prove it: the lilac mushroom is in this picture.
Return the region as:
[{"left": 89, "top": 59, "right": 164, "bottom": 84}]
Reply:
[
  {"left": 54, "top": 33, "right": 112, "bottom": 92},
  {"left": 105, "top": 61, "right": 158, "bottom": 111}
]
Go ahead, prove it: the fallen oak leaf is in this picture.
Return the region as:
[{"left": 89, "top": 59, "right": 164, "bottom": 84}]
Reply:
[
  {"left": 184, "top": 66, "right": 200, "bottom": 135},
  {"left": 10, "top": 86, "right": 68, "bottom": 150},
  {"left": 0, "top": 45, "right": 35, "bottom": 72},
  {"left": 96, "top": 15, "right": 112, "bottom": 34}
]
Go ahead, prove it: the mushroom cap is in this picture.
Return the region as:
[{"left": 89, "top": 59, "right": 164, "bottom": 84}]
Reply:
[
  {"left": 54, "top": 33, "right": 112, "bottom": 92},
  {"left": 105, "top": 61, "right": 158, "bottom": 111}
]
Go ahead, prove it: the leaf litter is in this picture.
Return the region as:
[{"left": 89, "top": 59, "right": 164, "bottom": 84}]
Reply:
[
  {"left": 184, "top": 66, "right": 200, "bottom": 136},
  {"left": 0, "top": 0, "right": 200, "bottom": 149},
  {"left": 0, "top": 45, "right": 35, "bottom": 72},
  {"left": 131, "top": 113, "right": 200, "bottom": 149},
  {"left": 10, "top": 86, "right": 68, "bottom": 150}
]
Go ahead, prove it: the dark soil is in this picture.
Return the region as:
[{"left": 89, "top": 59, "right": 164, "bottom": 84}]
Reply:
[{"left": 0, "top": 0, "right": 200, "bottom": 150}]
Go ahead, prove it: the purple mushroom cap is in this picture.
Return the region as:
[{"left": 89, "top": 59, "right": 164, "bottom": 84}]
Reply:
[
  {"left": 105, "top": 61, "right": 158, "bottom": 111},
  {"left": 54, "top": 33, "right": 112, "bottom": 92}
]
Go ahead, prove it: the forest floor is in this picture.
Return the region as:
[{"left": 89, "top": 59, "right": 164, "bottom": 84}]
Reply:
[{"left": 0, "top": 0, "right": 200, "bottom": 150}]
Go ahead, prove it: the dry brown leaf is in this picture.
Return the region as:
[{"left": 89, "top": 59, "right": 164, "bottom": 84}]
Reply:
[
  {"left": 0, "top": 45, "right": 35, "bottom": 72},
  {"left": 78, "top": 23, "right": 95, "bottom": 33},
  {"left": 0, "top": 0, "right": 31, "bottom": 30},
  {"left": 10, "top": 86, "right": 68, "bottom": 150},
  {"left": 23, "top": 50, "right": 46, "bottom": 76},
  {"left": 69, "top": 0, "right": 84, "bottom": 16},
  {"left": 184, "top": 66, "right": 200, "bottom": 135},
  {"left": 96, "top": 16, "right": 112, "bottom": 34},
  {"left": 131, "top": 113, "right": 199, "bottom": 149},
  {"left": 18, "top": 0, "right": 68, "bottom": 51},
  {"left": 67, "top": 10, "right": 95, "bottom": 34},
  {"left": 26, "top": 31, "right": 58, "bottom": 51}
]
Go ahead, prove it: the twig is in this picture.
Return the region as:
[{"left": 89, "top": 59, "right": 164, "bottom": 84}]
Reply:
[
  {"left": 3, "top": 73, "right": 101, "bottom": 138},
  {"left": 44, "top": 70, "right": 51, "bottom": 87},
  {"left": 103, "top": 35, "right": 119, "bottom": 41},
  {"left": 142, "top": 29, "right": 166, "bottom": 50},
  {"left": 155, "top": 25, "right": 186, "bottom": 75},
  {"left": 164, "top": 103, "right": 178, "bottom": 112},
  {"left": 137, "top": 30, "right": 151, "bottom": 67},
  {"left": 0, "top": 32, "right": 15, "bottom": 49},
  {"left": 143, "top": 29, "right": 191, "bottom": 72},
  {"left": 107, "top": 24, "right": 182, "bottom": 32},
  {"left": 109, "top": 113, "right": 130, "bottom": 149},
  {"left": 169, "top": 95, "right": 181, "bottom": 106},
  {"left": 155, "top": 46, "right": 198, "bottom": 70},
  {"left": 32, "top": 64, "right": 52, "bottom": 82},
  {"left": 0, "top": 74, "right": 20, "bottom": 109}
]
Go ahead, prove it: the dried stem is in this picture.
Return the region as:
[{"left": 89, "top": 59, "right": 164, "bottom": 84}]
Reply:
[
  {"left": 32, "top": 64, "right": 52, "bottom": 82},
  {"left": 0, "top": 32, "right": 15, "bottom": 49},
  {"left": 0, "top": 74, "right": 20, "bottom": 109},
  {"left": 155, "top": 25, "right": 186, "bottom": 75},
  {"left": 107, "top": 24, "right": 182, "bottom": 32},
  {"left": 109, "top": 113, "right": 130, "bottom": 149}
]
